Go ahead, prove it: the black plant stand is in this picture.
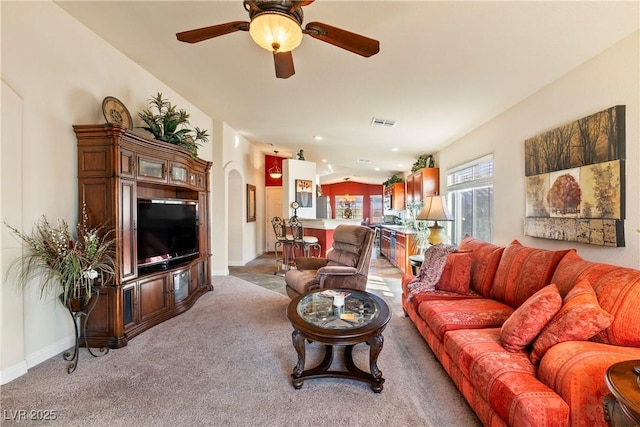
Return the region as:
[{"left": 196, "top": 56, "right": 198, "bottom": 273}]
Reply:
[{"left": 61, "top": 288, "right": 109, "bottom": 373}]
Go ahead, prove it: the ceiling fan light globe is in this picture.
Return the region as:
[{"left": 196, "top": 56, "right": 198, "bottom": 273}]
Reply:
[{"left": 249, "top": 12, "right": 303, "bottom": 53}]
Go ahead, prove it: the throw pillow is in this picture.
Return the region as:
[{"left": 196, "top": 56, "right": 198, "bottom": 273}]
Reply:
[
  {"left": 530, "top": 280, "right": 614, "bottom": 365},
  {"left": 458, "top": 235, "right": 505, "bottom": 298},
  {"left": 435, "top": 252, "right": 472, "bottom": 294},
  {"left": 500, "top": 284, "right": 562, "bottom": 352},
  {"left": 490, "top": 240, "right": 570, "bottom": 308}
]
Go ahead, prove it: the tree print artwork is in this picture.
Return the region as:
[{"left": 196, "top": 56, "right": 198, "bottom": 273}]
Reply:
[{"left": 524, "top": 106, "right": 625, "bottom": 247}]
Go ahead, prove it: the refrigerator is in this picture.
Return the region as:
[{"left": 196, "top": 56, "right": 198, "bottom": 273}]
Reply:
[{"left": 316, "top": 196, "right": 331, "bottom": 219}]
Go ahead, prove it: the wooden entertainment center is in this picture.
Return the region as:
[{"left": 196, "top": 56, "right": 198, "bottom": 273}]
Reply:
[{"left": 74, "top": 124, "right": 213, "bottom": 348}]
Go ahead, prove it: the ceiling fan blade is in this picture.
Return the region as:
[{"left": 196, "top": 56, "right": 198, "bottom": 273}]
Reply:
[
  {"left": 304, "top": 22, "right": 380, "bottom": 57},
  {"left": 273, "top": 51, "right": 295, "bottom": 79},
  {"left": 176, "top": 21, "right": 249, "bottom": 44}
]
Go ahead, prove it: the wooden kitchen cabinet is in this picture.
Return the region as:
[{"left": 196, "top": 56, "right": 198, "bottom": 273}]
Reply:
[
  {"left": 380, "top": 228, "right": 391, "bottom": 259},
  {"left": 384, "top": 182, "right": 405, "bottom": 211},
  {"left": 379, "top": 226, "right": 420, "bottom": 275},
  {"left": 406, "top": 168, "right": 439, "bottom": 204}
]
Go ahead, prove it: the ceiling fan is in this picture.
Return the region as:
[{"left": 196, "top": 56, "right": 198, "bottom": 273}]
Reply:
[{"left": 176, "top": 0, "right": 380, "bottom": 79}]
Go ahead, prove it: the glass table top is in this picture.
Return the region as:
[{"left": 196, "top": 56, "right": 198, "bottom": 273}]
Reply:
[{"left": 296, "top": 289, "right": 381, "bottom": 329}]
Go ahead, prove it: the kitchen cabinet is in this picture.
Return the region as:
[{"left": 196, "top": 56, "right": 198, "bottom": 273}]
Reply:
[
  {"left": 379, "top": 226, "right": 420, "bottom": 274},
  {"left": 384, "top": 182, "right": 405, "bottom": 211},
  {"left": 406, "top": 168, "right": 439, "bottom": 204},
  {"left": 380, "top": 228, "right": 391, "bottom": 259}
]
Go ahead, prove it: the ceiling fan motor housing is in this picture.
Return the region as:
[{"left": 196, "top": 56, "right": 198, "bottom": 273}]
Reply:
[{"left": 244, "top": 0, "right": 305, "bottom": 24}]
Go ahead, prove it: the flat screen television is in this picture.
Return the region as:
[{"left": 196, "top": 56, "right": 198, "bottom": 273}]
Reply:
[{"left": 137, "top": 198, "right": 199, "bottom": 267}]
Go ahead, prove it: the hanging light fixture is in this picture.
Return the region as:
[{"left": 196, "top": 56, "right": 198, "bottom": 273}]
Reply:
[
  {"left": 342, "top": 177, "right": 354, "bottom": 205},
  {"left": 249, "top": 11, "right": 303, "bottom": 53},
  {"left": 268, "top": 150, "right": 282, "bottom": 179}
]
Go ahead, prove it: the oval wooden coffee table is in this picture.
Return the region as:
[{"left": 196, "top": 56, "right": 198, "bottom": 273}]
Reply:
[{"left": 286, "top": 289, "right": 391, "bottom": 392}]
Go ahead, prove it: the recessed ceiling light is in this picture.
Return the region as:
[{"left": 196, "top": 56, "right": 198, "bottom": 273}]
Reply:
[
  {"left": 391, "top": 148, "right": 399, "bottom": 152},
  {"left": 313, "top": 135, "right": 323, "bottom": 141},
  {"left": 374, "top": 167, "right": 380, "bottom": 171},
  {"left": 322, "top": 159, "right": 327, "bottom": 163}
]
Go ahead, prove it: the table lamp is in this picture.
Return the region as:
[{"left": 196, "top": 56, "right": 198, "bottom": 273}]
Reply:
[{"left": 417, "top": 195, "right": 454, "bottom": 245}]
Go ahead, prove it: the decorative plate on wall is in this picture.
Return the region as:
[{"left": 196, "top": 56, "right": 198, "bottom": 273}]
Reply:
[{"left": 102, "top": 96, "right": 133, "bottom": 130}]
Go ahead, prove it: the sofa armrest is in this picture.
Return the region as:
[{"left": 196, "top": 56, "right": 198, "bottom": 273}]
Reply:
[
  {"left": 294, "top": 257, "right": 329, "bottom": 271},
  {"left": 538, "top": 341, "right": 640, "bottom": 426}
]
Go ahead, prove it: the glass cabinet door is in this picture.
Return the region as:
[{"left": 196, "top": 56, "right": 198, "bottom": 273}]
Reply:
[
  {"left": 173, "top": 270, "right": 190, "bottom": 304},
  {"left": 137, "top": 156, "right": 167, "bottom": 182},
  {"left": 170, "top": 163, "right": 189, "bottom": 184}
]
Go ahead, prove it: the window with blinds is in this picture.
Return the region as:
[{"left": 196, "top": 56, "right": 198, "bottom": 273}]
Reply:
[{"left": 446, "top": 155, "right": 494, "bottom": 244}]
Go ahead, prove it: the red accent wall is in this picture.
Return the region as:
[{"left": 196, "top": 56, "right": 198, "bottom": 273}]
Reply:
[
  {"left": 265, "top": 154, "right": 284, "bottom": 187},
  {"left": 320, "top": 182, "right": 383, "bottom": 221}
]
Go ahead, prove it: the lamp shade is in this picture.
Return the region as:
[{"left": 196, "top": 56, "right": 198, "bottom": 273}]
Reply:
[
  {"left": 417, "top": 196, "right": 454, "bottom": 221},
  {"left": 249, "top": 12, "right": 303, "bottom": 53}
]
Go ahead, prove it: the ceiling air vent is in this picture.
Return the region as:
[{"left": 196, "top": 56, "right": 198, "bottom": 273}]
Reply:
[
  {"left": 358, "top": 158, "right": 371, "bottom": 163},
  {"left": 371, "top": 117, "right": 397, "bottom": 128}
]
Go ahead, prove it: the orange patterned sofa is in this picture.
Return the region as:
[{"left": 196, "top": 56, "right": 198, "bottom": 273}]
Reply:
[{"left": 401, "top": 236, "right": 640, "bottom": 426}]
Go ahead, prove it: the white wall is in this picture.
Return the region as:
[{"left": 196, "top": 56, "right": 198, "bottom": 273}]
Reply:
[
  {"left": 210, "top": 121, "right": 264, "bottom": 274},
  {"left": 0, "top": 1, "right": 243, "bottom": 383},
  {"left": 439, "top": 31, "right": 640, "bottom": 268}
]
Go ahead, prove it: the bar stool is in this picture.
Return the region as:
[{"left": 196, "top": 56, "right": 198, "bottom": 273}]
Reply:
[
  {"left": 271, "top": 217, "right": 294, "bottom": 275},
  {"left": 289, "top": 217, "right": 321, "bottom": 258}
]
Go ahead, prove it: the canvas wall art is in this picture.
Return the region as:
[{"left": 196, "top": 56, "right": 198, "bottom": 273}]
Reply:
[
  {"left": 524, "top": 105, "right": 625, "bottom": 246},
  {"left": 296, "top": 179, "right": 313, "bottom": 208}
]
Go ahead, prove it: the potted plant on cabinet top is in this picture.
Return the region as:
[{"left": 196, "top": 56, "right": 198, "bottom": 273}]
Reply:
[
  {"left": 5, "top": 207, "right": 115, "bottom": 310},
  {"left": 138, "top": 92, "right": 209, "bottom": 158}
]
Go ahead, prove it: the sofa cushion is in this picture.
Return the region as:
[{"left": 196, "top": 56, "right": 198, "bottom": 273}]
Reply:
[
  {"left": 500, "top": 284, "right": 562, "bottom": 352},
  {"left": 436, "top": 251, "right": 472, "bottom": 294},
  {"left": 401, "top": 273, "right": 482, "bottom": 314},
  {"left": 530, "top": 280, "right": 614, "bottom": 365},
  {"left": 443, "top": 328, "right": 570, "bottom": 425},
  {"left": 490, "top": 240, "right": 570, "bottom": 308},
  {"left": 550, "top": 250, "right": 640, "bottom": 347},
  {"left": 458, "top": 235, "right": 505, "bottom": 298},
  {"left": 418, "top": 298, "right": 514, "bottom": 341}
]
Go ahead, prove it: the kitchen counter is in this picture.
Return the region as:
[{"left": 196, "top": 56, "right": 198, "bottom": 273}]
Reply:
[
  {"left": 377, "top": 224, "right": 417, "bottom": 234},
  {"left": 378, "top": 225, "right": 420, "bottom": 274},
  {"left": 298, "top": 219, "right": 362, "bottom": 230}
]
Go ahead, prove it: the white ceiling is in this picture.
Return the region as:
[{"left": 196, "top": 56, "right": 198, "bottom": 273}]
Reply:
[{"left": 55, "top": 0, "right": 639, "bottom": 184}]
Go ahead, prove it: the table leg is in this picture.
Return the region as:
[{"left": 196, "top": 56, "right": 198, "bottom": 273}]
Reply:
[
  {"left": 343, "top": 342, "right": 385, "bottom": 393},
  {"left": 292, "top": 329, "right": 306, "bottom": 381},
  {"left": 369, "top": 332, "right": 384, "bottom": 382}
]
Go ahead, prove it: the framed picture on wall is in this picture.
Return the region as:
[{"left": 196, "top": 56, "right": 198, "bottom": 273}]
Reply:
[
  {"left": 295, "top": 179, "right": 313, "bottom": 207},
  {"left": 246, "top": 184, "right": 256, "bottom": 222}
]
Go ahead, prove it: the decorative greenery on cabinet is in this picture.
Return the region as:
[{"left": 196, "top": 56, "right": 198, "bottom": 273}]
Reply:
[
  {"left": 138, "top": 93, "right": 209, "bottom": 158},
  {"left": 382, "top": 174, "right": 404, "bottom": 187}
]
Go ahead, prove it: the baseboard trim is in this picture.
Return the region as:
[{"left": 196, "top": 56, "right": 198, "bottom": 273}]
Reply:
[
  {"left": 0, "top": 335, "right": 74, "bottom": 385},
  {"left": 0, "top": 360, "right": 28, "bottom": 385}
]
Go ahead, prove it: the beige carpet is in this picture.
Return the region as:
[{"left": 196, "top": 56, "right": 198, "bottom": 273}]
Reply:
[{"left": 1, "top": 276, "right": 480, "bottom": 427}]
